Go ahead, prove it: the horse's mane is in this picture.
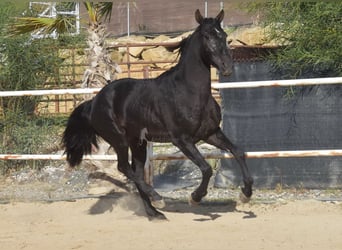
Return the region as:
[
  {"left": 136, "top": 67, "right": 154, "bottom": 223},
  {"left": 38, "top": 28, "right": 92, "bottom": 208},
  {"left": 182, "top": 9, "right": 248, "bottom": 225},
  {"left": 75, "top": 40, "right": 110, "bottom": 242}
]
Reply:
[
  {"left": 157, "top": 28, "right": 200, "bottom": 79},
  {"left": 164, "top": 22, "right": 205, "bottom": 60},
  {"left": 165, "top": 36, "right": 189, "bottom": 55},
  {"left": 157, "top": 37, "right": 190, "bottom": 79}
]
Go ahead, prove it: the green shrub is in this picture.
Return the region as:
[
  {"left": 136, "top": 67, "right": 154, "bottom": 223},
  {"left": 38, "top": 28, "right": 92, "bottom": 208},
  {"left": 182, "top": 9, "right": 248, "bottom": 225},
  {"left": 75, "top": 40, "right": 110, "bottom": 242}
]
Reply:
[
  {"left": 245, "top": 2, "right": 342, "bottom": 78},
  {"left": 0, "top": 113, "right": 67, "bottom": 174},
  {"left": 0, "top": 2, "right": 85, "bottom": 174}
]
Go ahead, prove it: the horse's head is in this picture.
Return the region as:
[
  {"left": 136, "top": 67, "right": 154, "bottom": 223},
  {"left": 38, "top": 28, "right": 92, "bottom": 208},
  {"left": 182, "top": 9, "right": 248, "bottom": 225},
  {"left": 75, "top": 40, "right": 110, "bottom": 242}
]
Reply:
[{"left": 195, "top": 9, "right": 233, "bottom": 76}]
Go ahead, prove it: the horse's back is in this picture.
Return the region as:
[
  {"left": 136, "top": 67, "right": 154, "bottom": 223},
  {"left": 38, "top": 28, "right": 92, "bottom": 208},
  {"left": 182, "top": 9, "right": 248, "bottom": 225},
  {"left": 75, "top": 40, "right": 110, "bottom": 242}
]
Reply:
[
  {"left": 90, "top": 78, "right": 164, "bottom": 138},
  {"left": 92, "top": 78, "right": 153, "bottom": 109}
]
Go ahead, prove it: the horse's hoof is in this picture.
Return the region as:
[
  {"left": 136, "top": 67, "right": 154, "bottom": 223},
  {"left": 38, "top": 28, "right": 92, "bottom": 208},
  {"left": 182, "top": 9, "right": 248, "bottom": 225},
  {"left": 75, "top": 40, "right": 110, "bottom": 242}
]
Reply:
[
  {"left": 239, "top": 192, "right": 251, "bottom": 203},
  {"left": 188, "top": 196, "right": 200, "bottom": 206},
  {"left": 151, "top": 199, "right": 166, "bottom": 209}
]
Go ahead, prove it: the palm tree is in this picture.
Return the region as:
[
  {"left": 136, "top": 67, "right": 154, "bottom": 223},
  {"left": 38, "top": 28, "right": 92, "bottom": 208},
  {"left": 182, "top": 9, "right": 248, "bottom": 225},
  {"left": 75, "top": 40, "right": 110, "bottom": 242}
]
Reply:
[
  {"left": 81, "top": 2, "right": 121, "bottom": 88},
  {"left": 9, "top": 1, "right": 121, "bottom": 88}
]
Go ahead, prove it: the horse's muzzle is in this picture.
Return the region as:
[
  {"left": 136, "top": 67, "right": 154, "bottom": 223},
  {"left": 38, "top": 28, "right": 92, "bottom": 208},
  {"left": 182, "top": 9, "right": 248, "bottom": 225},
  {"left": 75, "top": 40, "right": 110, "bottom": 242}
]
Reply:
[{"left": 219, "top": 61, "right": 233, "bottom": 76}]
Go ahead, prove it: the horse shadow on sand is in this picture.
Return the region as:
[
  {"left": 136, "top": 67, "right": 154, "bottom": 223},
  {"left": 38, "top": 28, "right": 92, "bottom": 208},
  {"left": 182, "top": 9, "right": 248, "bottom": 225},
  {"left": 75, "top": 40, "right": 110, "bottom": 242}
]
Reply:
[{"left": 87, "top": 172, "right": 256, "bottom": 221}]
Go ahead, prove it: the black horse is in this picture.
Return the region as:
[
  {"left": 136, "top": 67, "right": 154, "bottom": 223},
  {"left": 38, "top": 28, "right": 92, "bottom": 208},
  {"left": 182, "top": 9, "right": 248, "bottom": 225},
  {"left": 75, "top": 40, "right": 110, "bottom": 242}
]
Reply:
[{"left": 62, "top": 9, "right": 253, "bottom": 219}]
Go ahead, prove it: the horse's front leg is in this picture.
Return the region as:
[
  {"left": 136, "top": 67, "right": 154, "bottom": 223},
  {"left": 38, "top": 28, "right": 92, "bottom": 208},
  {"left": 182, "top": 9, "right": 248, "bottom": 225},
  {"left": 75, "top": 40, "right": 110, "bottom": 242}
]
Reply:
[
  {"left": 205, "top": 129, "right": 253, "bottom": 203},
  {"left": 172, "top": 136, "right": 213, "bottom": 204}
]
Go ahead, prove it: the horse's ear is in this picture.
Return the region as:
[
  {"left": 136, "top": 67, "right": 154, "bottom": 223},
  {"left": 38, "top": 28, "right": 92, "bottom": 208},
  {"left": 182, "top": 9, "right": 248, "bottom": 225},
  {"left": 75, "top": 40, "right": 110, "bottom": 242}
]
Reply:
[
  {"left": 195, "top": 9, "right": 204, "bottom": 24},
  {"left": 216, "top": 9, "right": 224, "bottom": 23}
]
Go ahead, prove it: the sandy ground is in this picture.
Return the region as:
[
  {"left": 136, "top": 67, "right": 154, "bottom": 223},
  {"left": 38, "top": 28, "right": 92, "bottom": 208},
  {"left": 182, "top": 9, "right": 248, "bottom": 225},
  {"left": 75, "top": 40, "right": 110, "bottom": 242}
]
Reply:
[{"left": 1, "top": 193, "right": 341, "bottom": 250}]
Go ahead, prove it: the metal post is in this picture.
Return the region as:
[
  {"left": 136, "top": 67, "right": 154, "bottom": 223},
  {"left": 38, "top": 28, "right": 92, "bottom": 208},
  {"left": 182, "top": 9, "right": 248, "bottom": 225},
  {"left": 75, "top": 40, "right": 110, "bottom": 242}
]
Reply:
[
  {"left": 127, "top": 2, "right": 130, "bottom": 37},
  {"left": 144, "top": 142, "right": 154, "bottom": 185},
  {"left": 142, "top": 66, "right": 153, "bottom": 185},
  {"left": 126, "top": 44, "right": 131, "bottom": 78},
  {"left": 75, "top": 3, "right": 80, "bottom": 35},
  {"left": 50, "top": 2, "right": 57, "bottom": 39},
  {"left": 143, "top": 66, "right": 149, "bottom": 78},
  {"left": 204, "top": 1, "right": 208, "bottom": 17}
]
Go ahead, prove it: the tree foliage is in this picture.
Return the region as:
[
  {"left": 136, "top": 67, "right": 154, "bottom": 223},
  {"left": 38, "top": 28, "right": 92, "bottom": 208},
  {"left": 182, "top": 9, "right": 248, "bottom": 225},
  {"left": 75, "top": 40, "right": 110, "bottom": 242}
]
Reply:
[
  {"left": 0, "top": 2, "right": 67, "bottom": 171},
  {"left": 0, "top": 2, "right": 118, "bottom": 168},
  {"left": 0, "top": 2, "right": 64, "bottom": 114},
  {"left": 247, "top": 2, "right": 342, "bottom": 77}
]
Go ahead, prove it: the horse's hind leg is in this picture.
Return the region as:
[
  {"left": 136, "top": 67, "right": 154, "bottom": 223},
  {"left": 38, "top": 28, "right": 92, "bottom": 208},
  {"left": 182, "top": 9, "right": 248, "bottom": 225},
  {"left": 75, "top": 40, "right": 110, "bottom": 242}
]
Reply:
[
  {"left": 134, "top": 182, "right": 166, "bottom": 220},
  {"left": 103, "top": 137, "right": 165, "bottom": 219},
  {"left": 129, "top": 140, "right": 166, "bottom": 219},
  {"left": 92, "top": 120, "right": 165, "bottom": 219},
  {"left": 104, "top": 137, "right": 165, "bottom": 219},
  {"left": 205, "top": 129, "right": 253, "bottom": 203}
]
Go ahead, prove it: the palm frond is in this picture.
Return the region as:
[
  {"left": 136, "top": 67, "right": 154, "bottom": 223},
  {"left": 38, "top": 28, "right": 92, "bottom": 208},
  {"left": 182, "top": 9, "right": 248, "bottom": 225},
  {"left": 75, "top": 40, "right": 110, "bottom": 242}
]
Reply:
[
  {"left": 84, "top": 2, "right": 113, "bottom": 23},
  {"left": 47, "top": 15, "right": 75, "bottom": 34},
  {"left": 8, "top": 16, "right": 74, "bottom": 37},
  {"left": 84, "top": 2, "right": 98, "bottom": 23},
  {"left": 8, "top": 17, "right": 54, "bottom": 36},
  {"left": 97, "top": 2, "right": 113, "bottom": 22}
]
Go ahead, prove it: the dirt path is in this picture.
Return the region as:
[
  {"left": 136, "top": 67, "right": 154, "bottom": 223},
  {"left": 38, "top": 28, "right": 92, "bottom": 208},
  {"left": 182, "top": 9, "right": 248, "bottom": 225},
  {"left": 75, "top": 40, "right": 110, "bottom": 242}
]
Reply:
[{"left": 1, "top": 194, "right": 341, "bottom": 250}]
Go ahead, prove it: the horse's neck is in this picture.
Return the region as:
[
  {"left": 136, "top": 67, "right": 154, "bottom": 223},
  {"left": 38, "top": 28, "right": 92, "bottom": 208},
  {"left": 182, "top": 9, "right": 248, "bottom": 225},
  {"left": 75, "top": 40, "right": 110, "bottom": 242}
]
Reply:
[{"left": 177, "top": 36, "right": 211, "bottom": 89}]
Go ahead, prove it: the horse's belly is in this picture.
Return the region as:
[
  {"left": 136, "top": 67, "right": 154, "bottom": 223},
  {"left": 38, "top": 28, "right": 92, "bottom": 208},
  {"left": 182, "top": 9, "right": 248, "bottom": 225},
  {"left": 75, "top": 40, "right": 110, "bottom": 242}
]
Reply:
[{"left": 141, "top": 127, "right": 171, "bottom": 143}]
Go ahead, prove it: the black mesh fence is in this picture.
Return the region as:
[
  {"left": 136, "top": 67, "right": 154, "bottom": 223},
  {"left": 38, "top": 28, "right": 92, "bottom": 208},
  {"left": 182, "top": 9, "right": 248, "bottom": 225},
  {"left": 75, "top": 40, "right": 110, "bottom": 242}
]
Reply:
[{"left": 216, "top": 60, "right": 342, "bottom": 189}]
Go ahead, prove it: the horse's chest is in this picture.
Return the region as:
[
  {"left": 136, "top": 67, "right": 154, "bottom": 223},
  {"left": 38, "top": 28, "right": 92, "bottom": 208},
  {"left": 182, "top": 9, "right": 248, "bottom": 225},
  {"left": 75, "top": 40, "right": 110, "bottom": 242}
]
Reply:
[{"left": 179, "top": 98, "right": 212, "bottom": 122}]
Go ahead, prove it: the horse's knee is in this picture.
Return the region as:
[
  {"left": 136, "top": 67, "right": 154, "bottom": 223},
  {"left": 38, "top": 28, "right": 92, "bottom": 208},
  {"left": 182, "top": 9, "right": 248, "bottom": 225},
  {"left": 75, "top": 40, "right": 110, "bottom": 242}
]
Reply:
[{"left": 235, "top": 148, "right": 246, "bottom": 159}]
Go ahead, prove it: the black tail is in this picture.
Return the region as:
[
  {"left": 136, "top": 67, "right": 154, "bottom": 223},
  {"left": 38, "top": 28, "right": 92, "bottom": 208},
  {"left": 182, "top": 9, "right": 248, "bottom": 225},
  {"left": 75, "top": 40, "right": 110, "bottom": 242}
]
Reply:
[{"left": 62, "top": 100, "right": 98, "bottom": 167}]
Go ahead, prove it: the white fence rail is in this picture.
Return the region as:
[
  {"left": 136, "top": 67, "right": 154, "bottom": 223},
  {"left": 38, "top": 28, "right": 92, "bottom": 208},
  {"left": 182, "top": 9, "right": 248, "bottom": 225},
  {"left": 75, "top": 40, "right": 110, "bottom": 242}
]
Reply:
[
  {"left": 1, "top": 77, "right": 341, "bottom": 97},
  {"left": 211, "top": 77, "right": 342, "bottom": 89},
  {"left": 1, "top": 149, "right": 342, "bottom": 161},
  {"left": 1, "top": 77, "right": 342, "bottom": 163},
  {"left": 0, "top": 88, "right": 101, "bottom": 97}
]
